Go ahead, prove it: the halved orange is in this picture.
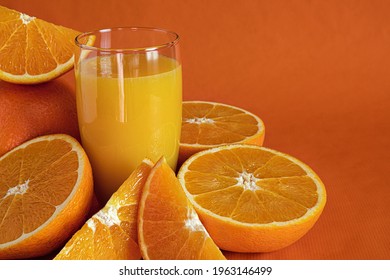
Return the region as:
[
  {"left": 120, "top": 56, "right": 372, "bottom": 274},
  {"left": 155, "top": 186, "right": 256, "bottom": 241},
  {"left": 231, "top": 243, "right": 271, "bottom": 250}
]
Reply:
[
  {"left": 0, "top": 6, "right": 86, "bottom": 84},
  {"left": 55, "top": 159, "right": 153, "bottom": 260},
  {"left": 138, "top": 157, "right": 226, "bottom": 260},
  {"left": 177, "top": 144, "right": 327, "bottom": 252},
  {"left": 179, "top": 101, "right": 265, "bottom": 165},
  {"left": 0, "top": 134, "right": 93, "bottom": 259}
]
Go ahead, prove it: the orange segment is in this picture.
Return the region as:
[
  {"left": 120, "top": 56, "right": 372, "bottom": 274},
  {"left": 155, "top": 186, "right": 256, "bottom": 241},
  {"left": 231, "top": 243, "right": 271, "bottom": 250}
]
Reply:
[
  {"left": 0, "top": 6, "right": 92, "bottom": 84},
  {"left": 55, "top": 159, "right": 153, "bottom": 260},
  {"left": 179, "top": 101, "right": 265, "bottom": 165},
  {"left": 138, "top": 157, "right": 226, "bottom": 260},
  {"left": 0, "top": 134, "right": 93, "bottom": 259},
  {"left": 178, "top": 144, "right": 327, "bottom": 252}
]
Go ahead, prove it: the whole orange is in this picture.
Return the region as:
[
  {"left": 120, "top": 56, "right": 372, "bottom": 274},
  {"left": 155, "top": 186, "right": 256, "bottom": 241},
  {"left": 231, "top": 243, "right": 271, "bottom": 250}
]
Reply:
[{"left": 0, "top": 80, "right": 80, "bottom": 156}]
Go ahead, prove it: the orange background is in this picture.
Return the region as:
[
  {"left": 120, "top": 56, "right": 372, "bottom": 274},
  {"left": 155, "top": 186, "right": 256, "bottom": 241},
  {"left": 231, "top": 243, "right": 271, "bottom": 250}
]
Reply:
[{"left": 2, "top": 0, "right": 389, "bottom": 260}]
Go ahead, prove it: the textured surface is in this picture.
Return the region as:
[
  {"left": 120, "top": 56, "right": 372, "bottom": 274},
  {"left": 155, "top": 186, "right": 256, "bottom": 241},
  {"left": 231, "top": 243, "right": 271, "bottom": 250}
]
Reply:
[{"left": 2, "top": 0, "right": 389, "bottom": 259}]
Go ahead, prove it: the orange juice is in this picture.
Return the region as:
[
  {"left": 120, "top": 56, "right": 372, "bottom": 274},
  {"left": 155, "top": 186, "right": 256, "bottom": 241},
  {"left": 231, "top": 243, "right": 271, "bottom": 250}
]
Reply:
[{"left": 76, "top": 53, "right": 182, "bottom": 203}]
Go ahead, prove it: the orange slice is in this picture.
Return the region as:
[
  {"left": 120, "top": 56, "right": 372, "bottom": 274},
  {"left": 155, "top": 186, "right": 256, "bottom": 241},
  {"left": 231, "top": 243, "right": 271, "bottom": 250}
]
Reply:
[
  {"left": 0, "top": 6, "right": 86, "bottom": 84},
  {"left": 177, "top": 144, "right": 327, "bottom": 252},
  {"left": 55, "top": 159, "right": 153, "bottom": 260},
  {"left": 0, "top": 134, "right": 93, "bottom": 259},
  {"left": 138, "top": 157, "right": 226, "bottom": 260},
  {"left": 179, "top": 101, "right": 265, "bottom": 165}
]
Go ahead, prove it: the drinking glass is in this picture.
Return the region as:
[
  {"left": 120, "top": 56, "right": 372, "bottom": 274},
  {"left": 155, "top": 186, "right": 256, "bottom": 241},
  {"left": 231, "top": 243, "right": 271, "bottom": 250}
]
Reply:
[{"left": 75, "top": 27, "right": 182, "bottom": 204}]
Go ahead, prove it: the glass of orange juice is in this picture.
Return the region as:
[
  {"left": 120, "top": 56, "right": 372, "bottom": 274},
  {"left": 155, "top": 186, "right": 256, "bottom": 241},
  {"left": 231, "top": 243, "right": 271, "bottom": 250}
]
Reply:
[{"left": 74, "top": 27, "right": 182, "bottom": 204}]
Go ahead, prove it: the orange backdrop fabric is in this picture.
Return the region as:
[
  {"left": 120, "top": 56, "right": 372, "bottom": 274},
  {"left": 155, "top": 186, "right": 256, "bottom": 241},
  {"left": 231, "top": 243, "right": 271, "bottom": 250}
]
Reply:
[{"left": 1, "top": 0, "right": 389, "bottom": 260}]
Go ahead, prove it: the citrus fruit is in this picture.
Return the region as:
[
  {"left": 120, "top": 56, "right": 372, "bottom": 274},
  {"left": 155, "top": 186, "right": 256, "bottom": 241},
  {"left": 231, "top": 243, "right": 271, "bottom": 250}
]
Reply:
[
  {"left": 55, "top": 159, "right": 153, "bottom": 260},
  {"left": 138, "top": 157, "right": 226, "bottom": 260},
  {"left": 0, "top": 5, "right": 81, "bottom": 84},
  {"left": 177, "top": 144, "right": 327, "bottom": 252},
  {"left": 0, "top": 80, "right": 80, "bottom": 157},
  {"left": 179, "top": 101, "right": 265, "bottom": 165},
  {"left": 0, "top": 134, "right": 93, "bottom": 259}
]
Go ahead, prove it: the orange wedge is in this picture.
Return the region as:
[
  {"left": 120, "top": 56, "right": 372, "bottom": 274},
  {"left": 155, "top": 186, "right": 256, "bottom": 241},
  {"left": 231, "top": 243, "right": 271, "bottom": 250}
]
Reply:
[
  {"left": 0, "top": 6, "right": 86, "bottom": 84},
  {"left": 138, "top": 157, "right": 226, "bottom": 260},
  {"left": 0, "top": 134, "right": 93, "bottom": 259},
  {"left": 179, "top": 101, "right": 265, "bottom": 165},
  {"left": 178, "top": 144, "right": 327, "bottom": 252},
  {"left": 55, "top": 159, "right": 153, "bottom": 260}
]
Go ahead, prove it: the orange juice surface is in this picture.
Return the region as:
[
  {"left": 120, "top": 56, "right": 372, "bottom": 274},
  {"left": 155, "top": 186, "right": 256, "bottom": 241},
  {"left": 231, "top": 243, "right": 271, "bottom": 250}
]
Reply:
[{"left": 76, "top": 53, "right": 182, "bottom": 203}]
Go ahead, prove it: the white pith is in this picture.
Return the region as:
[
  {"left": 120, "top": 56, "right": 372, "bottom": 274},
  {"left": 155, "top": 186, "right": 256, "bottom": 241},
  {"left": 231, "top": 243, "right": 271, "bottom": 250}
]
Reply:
[
  {"left": 87, "top": 219, "right": 96, "bottom": 233},
  {"left": 20, "top": 13, "right": 35, "bottom": 24},
  {"left": 94, "top": 206, "right": 121, "bottom": 228},
  {"left": 185, "top": 117, "right": 215, "bottom": 125},
  {"left": 236, "top": 171, "right": 260, "bottom": 191},
  {"left": 184, "top": 207, "right": 206, "bottom": 233},
  {"left": 4, "top": 180, "right": 30, "bottom": 199}
]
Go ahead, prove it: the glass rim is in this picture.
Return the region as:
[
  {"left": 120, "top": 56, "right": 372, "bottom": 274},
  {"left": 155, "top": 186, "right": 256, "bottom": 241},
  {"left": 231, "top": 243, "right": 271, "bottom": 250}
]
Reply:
[{"left": 75, "top": 26, "right": 180, "bottom": 53}]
